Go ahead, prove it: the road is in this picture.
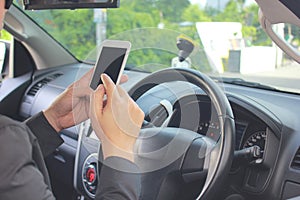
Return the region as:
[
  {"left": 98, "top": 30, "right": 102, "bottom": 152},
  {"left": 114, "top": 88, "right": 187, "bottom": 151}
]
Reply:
[{"left": 223, "top": 61, "right": 300, "bottom": 93}]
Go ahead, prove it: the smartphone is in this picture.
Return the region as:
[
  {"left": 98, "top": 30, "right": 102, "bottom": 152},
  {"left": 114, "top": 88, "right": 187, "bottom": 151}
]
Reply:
[{"left": 89, "top": 40, "right": 131, "bottom": 90}]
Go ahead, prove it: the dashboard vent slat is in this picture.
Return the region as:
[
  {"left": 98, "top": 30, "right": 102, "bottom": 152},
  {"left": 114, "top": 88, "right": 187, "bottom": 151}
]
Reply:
[
  {"left": 291, "top": 148, "right": 300, "bottom": 170},
  {"left": 27, "top": 73, "right": 63, "bottom": 96}
]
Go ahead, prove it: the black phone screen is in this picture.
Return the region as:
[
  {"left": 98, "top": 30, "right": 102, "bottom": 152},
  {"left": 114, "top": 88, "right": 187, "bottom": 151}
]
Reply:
[{"left": 90, "top": 47, "right": 127, "bottom": 90}]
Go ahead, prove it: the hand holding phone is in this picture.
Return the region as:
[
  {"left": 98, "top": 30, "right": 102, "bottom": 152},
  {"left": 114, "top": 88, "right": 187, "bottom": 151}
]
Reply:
[{"left": 90, "top": 40, "right": 131, "bottom": 90}]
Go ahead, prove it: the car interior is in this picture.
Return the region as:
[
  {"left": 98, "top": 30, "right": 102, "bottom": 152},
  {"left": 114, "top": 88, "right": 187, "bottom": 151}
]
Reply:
[{"left": 1, "top": 0, "right": 300, "bottom": 199}]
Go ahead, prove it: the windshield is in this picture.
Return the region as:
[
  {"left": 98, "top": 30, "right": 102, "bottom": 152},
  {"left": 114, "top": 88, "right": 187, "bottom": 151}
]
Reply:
[{"left": 12, "top": 0, "right": 300, "bottom": 94}]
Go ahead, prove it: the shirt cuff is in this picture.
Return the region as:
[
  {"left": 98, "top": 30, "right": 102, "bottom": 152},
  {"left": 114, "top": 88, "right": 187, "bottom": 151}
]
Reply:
[{"left": 96, "top": 157, "right": 141, "bottom": 200}]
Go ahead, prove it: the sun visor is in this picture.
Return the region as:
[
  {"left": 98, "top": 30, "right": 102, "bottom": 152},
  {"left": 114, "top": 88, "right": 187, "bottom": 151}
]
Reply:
[
  {"left": 279, "top": 0, "right": 300, "bottom": 20},
  {"left": 256, "top": 0, "right": 300, "bottom": 64}
]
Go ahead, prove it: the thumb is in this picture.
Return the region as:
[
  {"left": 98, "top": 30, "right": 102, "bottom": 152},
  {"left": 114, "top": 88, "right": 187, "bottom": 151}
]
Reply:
[
  {"left": 101, "top": 74, "right": 117, "bottom": 107},
  {"left": 101, "top": 74, "right": 115, "bottom": 96},
  {"left": 91, "top": 84, "right": 105, "bottom": 120}
]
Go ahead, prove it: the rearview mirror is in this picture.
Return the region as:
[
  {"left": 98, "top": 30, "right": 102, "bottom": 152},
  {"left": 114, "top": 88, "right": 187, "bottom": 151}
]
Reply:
[{"left": 23, "top": 0, "right": 119, "bottom": 10}]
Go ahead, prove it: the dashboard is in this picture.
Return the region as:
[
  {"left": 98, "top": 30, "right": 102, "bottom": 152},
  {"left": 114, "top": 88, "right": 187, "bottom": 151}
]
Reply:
[{"left": 2, "top": 63, "right": 300, "bottom": 200}]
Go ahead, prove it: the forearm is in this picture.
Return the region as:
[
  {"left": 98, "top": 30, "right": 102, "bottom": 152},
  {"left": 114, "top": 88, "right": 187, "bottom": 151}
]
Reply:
[{"left": 25, "top": 111, "right": 64, "bottom": 157}]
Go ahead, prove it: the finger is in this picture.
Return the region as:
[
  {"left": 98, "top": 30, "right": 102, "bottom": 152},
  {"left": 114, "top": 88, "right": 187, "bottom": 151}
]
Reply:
[
  {"left": 120, "top": 74, "right": 129, "bottom": 84},
  {"left": 72, "top": 85, "right": 92, "bottom": 99},
  {"left": 72, "top": 99, "right": 90, "bottom": 124},
  {"left": 74, "top": 68, "right": 94, "bottom": 87},
  {"left": 92, "top": 84, "right": 105, "bottom": 119},
  {"left": 129, "top": 98, "right": 145, "bottom": 125},
  {"left": 103, "top": 99, "right": 107, "bottom": 107},
  {"left": 72, "top": 68, "right": 94, "bottom": 96},
  {"left": 101, "top": 74, "right": 118, "bottom": 105},
  {"left": 116, "top": 85, "right": 128, "bottom": 98},
  {"left": 101, "top": 73, "right": 115, "bottom": 92},
  {"left": 83, "top": 68, "right": 94, "bottom": 80}
]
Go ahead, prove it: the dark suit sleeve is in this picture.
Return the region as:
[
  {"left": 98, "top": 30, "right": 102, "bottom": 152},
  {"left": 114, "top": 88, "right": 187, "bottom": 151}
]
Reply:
[
  {"left": 25, "top": 112, "right": 64, "bottom": 157},
  {"left": 0, "top": 117, "right": 55, "bottom": 200},
  {"left": 95, "top": 157, "right": 141, "bottom": 200}
]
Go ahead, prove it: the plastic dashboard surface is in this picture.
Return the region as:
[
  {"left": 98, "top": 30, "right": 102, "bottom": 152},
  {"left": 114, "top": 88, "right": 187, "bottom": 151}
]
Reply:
[{"left": 17, "top": 63, "right": 300, "bottom": 199}]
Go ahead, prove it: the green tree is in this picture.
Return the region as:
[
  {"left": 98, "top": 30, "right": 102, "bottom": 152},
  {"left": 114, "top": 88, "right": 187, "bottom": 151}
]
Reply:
[
  {"left": 123, "top": 0, "right": 157, "bottom": 15},
  {"left": 182, "top": 5, "right": 211, "bottom": 22},
  {"left": 107, "top": 7, "right": 156, "bottom": 36},
  {"left": 0, "top": 30, "right": 12, "bottom": 41},
  {"left": 240, "top": 4, "right": 271, "bottom": 46},
  {"left": 156, "top": 0, "right": 190, "bottom": 22},
  {"left": 106, "top": 0, "right": 187, "bottom": 70},
  {"left": 128, "top": 0, "right": 190, "bottom": 22},
  {"left": 49, "top": 10, "right": 96, "bottom": 59},
  {"left": 26, "top": 9, "right": 96, "bottom": 60},
  {"left": 204, "top": 7, "right": 220, "bottom": 19},
  {"left": 204, "top": 0, "right": 271, "bottom": 46},
  {"left": 214, "top": 0, "right": 242, "bottom": 22}
]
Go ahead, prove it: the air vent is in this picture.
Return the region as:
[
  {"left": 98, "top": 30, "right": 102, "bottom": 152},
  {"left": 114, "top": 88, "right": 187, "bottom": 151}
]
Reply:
[
  {"left": 27, "top": 73, "right": 63, "bottom": 96},
  {"left": 291, "top": 148, "right": 300, "bottom": 170}
]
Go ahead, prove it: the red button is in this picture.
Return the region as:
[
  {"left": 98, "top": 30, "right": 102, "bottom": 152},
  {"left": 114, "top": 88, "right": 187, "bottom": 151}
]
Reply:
[{"left": 86, "top": 168, "right": 96, "bottom": 183}]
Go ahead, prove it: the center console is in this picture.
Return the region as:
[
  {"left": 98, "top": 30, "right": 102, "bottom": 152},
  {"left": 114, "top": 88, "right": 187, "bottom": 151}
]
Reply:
[{"left": 74, "top": 120, "right": 100, "bottom": 199}]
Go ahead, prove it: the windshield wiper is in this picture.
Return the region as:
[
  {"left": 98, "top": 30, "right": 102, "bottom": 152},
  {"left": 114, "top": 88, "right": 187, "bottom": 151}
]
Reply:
[{"left": 210, "top": 76, "right": 279, "bottom": 91}]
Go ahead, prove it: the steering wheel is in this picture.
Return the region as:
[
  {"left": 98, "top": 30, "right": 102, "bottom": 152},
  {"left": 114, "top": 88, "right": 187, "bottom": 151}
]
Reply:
[{"left": 128, "top": 68, "right": 235, "bottom": 200}]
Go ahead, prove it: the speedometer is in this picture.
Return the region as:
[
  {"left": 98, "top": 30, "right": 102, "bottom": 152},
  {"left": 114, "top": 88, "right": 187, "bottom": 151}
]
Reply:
[{"left": 242, "top": 131, "right": 266, "bottom": 157}]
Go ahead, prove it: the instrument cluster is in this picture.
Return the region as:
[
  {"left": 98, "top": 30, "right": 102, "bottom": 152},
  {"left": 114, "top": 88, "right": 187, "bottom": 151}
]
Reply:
[{"left": 167, "top": 95, "right": 268, "bottom": 154}]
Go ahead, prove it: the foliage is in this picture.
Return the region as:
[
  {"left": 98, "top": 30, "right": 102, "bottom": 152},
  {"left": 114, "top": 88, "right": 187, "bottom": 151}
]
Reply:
[
  {"left": 128, "top": 0, "right": 190, "bottom": 22},
  {"left": 0, "top": 30, "right": 12, "bottom": 41},
  {"left": 182, "top": 5, "right": 211, "bottom": 23},
  {"left": 205, "top": 0, "right": 271, "bottom": 46},
  {"left": 155, "top": 0, "right": 190, "bottom": 22},
  {"left": 19, "top": 0, "right": 273, "bottom": 71},
  {"left": 242, "top": 26, "right": 257, "bottom": 46},
  {"left": 242, "top": 4, "right": 272, "bottom": 46},
  {"left": 107, "top": 7, "right": 157, "bottom": 36},
  {"left": 213, "top": 0, "right": 242, "bottom": 22},
  {"left": 25, "top": 9, "right": 96, "bottom": 60}
]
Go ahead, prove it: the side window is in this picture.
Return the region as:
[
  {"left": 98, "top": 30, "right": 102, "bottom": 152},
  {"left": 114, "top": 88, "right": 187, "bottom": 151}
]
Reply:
[
  {"left": 0, "top": 29, "right": 34, "bottom": 78},
  {"left": 0, "top": 30, "right": 12, "bottom": 79}
]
